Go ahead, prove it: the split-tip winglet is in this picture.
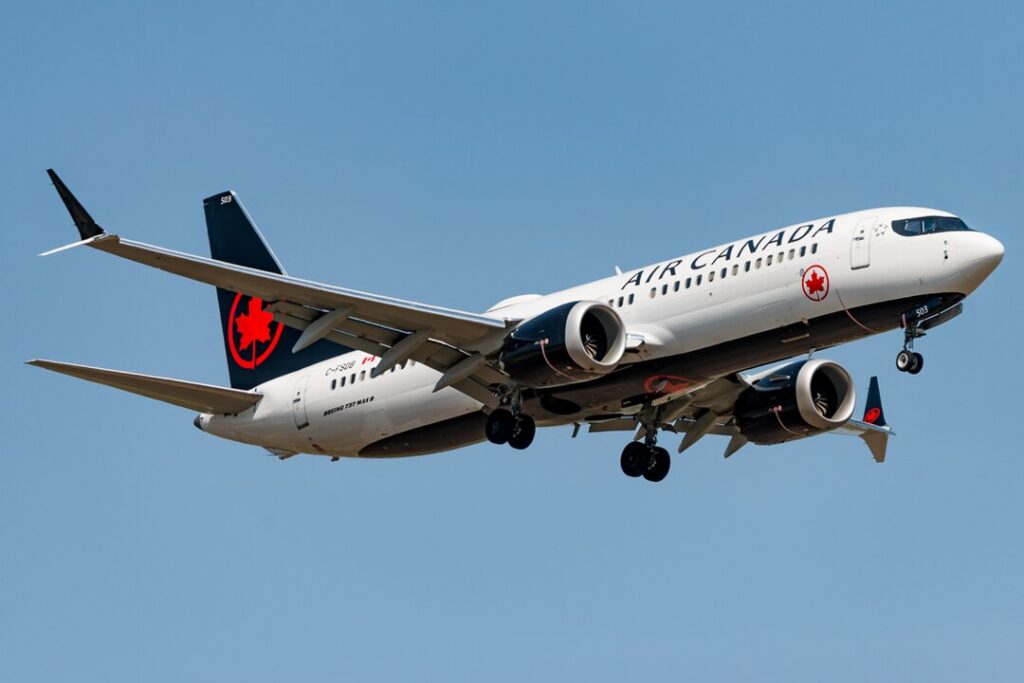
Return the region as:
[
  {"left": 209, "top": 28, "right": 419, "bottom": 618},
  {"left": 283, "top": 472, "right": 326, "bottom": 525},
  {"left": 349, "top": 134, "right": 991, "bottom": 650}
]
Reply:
[{"left": 46, "top": 169, "right": 104, "bottom": 240}]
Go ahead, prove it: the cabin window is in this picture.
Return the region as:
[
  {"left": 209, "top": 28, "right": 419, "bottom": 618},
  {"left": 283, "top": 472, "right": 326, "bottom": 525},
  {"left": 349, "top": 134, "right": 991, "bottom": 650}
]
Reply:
[
  {"left": 674, "top": 280, "right": 680, "bottom": 292},
  {"left": 799, "top": 246, "right": 806, "bottom": 257},
  {"left": 696, "top": 274, "right": 703, "bottom": 286},
  {"left": 778, "top": 251, "right": 784, "bottom": 263},
  {"left": 628, "top": 293, "right": 635, "bottom": 305},
  {"left": 788, "top": 249, "right": 795, "bottom": 260},
  {"left": 732, "top": 264, "right": 739, "bottom": 276},
  {"left": 391, "top": 366, "right": 396, "bottom": 373},
  {"left": 766, "top": 254, "right": 773, "bottom": 266},
  {"left": 811, "top": 243, "right": 818, "bottom": 254},
  {"left": 330, "top": 379, "right": 337, "bottom": 390},
  {"left": 340, "top": 376, "right": 346, "bottom": 387},
  {"left": 662, "top": 283, "right": 669, "bottom": 295},
  {"left": 744, "top": 261, "right": 751, "bottom": 272},
  {"left": 708, "top": 271, "right": 715, "bottom": 282},
  {"left": 350, "top": 373, "right": 356, "bottom": 384},
  {"left": 650, "top": 287, "right": 657, "bottom": 299},
  {"left": 685, "top": 277, "right": 692, "bottom": 288},
  {"left": 617, "top": 296, "right": 624, "bottom": 307},
  {"left": 756, "top": 257, "right": 763, "bottom": 269},
  {"left": 359, "top": 370, "right": 366, "bottom": 381}
]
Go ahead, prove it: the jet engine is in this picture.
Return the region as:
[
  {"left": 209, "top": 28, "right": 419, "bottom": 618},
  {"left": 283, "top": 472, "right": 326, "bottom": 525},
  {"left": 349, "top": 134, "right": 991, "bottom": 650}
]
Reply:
[
  {"left": 734, "top": 359, "right": 857, "bottom": 444},
  {"left": 499, "top": 301, "right": 627, "bottom": 388}
]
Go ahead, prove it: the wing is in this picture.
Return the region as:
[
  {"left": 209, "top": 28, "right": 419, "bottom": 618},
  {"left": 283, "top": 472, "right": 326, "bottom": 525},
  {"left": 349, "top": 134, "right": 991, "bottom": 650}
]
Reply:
[
  {"left": 28, "top": 359, "right": 261, "bottom": 414},
  {"left": 44, "top": 170, "right": 515, "bottom": 407},
  {"left": 583, "top": 372, "right": 892, "bottom": 462}
]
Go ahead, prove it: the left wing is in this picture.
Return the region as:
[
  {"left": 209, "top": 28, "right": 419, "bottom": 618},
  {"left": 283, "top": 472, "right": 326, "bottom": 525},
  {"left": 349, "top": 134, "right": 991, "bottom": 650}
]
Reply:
[{"left": 45, "top": 170, "right": 514, "bottom": 406}]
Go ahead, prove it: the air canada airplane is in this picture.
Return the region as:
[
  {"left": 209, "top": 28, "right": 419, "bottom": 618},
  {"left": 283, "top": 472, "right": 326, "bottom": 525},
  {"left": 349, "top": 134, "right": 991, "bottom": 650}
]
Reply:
[{"left": 31, "top": 170, "right": 1004, "bottom": 482}]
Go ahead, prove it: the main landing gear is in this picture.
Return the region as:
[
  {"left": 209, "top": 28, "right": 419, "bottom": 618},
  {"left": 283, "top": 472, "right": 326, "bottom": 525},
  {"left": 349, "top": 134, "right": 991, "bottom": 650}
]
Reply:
[
  {"left": 620, "top": 442, "right": 671, "bottom": 482},
  {"left": 619, "top": 407, "right": 671, "bottom": 482},
  {"left": 485, "top": 407, "right": 536, "bottom": 450}
]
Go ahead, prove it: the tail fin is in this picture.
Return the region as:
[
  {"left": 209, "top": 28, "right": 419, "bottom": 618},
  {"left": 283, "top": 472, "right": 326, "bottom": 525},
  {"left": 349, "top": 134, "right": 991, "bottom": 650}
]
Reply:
[
  {"left": 862, "top": 376, "right": 887, "bottom": 427},
  {"left": 204, "top": 191, "right": 348, "bottom": 389}
]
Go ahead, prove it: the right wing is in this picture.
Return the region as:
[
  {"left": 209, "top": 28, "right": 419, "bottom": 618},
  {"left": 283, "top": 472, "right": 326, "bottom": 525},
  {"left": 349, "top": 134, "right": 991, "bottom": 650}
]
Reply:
[
  {"left": 44, "top": 170, "right": 515, "bottom": 407},
  {"left": 28, "top": 359, "right": 262, "bottom": 415}
]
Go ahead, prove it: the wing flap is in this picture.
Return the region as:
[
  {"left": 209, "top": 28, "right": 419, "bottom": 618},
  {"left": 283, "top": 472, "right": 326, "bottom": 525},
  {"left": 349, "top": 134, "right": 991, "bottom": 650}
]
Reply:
[{"left": 28, "top": 359, "right": 262, "bottom": 414}]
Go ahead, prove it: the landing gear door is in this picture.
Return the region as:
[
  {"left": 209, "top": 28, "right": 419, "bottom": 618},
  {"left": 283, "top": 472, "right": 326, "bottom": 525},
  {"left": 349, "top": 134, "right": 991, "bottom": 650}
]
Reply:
[
  {"left": 292, "top": 375, "right": 310, "bottom": 430},
  {"left": 850, "top": 216, "right": 874, "bottom": 269}
]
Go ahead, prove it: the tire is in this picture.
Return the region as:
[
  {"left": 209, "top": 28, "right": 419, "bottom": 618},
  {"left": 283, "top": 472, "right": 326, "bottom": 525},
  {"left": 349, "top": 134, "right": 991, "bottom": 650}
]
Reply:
[
  {"left": 508, "top": 415, "right": 536, "bottom": 450},
  {"left": 643, "top": 447, "right": 671, "bottom": 482},
  {"left": 620, "top": 442, "right": 648, "bottom": 477},
  {"left": 896, "top": 350, "right": 913, "bottom": 372},
  {"left": 908, "top": 352, "right": 924, "bottom": 375},
  {"left": 485, "top": 409, "right": 515, "bottom": 444}
]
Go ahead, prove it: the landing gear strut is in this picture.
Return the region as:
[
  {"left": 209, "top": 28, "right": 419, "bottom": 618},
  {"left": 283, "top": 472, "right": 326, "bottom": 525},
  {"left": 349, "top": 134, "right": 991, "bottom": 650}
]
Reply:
[
  {"left": 485, "top": 393, "right": 536, "bottom": 450},
  {"left": 619, "top": 408, "right": 671, "bottom": 482},
  {"left": 896, "top": 320, "right": 925, "bottom": 375}
]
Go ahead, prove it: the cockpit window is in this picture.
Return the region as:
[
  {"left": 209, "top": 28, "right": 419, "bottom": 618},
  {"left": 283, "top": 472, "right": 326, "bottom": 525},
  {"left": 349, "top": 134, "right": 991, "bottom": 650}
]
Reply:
[{"left": 892, "top": 216, "right": 969, "bottom": 236}]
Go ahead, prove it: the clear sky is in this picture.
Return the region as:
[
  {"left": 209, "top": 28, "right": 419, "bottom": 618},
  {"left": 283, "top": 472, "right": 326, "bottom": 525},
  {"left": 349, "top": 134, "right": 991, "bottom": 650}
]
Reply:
[{"left": 2, "top": 1, "right": 1021, "bottom": 680}]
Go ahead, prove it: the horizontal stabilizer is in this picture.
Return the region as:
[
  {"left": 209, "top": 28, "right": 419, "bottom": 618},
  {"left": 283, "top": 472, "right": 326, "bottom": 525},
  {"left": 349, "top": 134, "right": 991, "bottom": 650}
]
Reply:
[{"left": 27, "top": 359, "right": 261, "bottom": 414}]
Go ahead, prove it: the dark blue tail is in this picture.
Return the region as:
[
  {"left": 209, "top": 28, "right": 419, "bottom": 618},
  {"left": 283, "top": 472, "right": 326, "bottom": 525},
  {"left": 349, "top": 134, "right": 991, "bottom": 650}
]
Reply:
[
  {"left": 204, "top": 191, "right": 349, "bottom": 390},
  {"left": 863, "top": 376, "right": 887, "bottom": 427}
]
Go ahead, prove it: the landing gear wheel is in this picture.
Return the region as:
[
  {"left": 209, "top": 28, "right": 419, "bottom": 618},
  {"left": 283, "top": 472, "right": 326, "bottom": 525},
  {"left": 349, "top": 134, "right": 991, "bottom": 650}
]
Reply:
[
  {"left": 896, "top": 350, "right": 913, "bottom": 373},
  {"left": 643, "top": 447, "right": 671, "bottom": 483},
  {"left": 908, "top": 352, "right": 924, "bottom": 375},
  {"left": 508, "top": 415, "right": 536, "bottom": 450},
  {"left": 485, "top": 409, "right": 515, "bottom": 444},
  {"left": 620, "top": 442, "right": 648, "bottom": 477}
]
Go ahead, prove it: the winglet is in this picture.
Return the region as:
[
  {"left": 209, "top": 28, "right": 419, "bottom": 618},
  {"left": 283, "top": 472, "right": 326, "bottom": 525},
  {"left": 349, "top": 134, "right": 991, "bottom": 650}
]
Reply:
[
  {"left": 863, "top": 376, "right": 887, "bottom": 427},
  {"left": 47, "top": 169, "right": 104, "bottom": 239}
]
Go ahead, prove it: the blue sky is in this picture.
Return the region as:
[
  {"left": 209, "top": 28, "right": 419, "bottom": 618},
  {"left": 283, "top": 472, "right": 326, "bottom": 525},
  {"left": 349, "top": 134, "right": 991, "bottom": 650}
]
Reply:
[{"left": 2, "top": 1, "right": 1021, "bottom": 680}]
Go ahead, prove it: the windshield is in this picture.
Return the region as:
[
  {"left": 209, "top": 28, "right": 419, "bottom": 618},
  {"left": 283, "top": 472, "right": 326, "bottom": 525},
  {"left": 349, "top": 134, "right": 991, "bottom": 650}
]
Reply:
[{"left": 892, "top": 216, "right": 969, "bottom": 236}]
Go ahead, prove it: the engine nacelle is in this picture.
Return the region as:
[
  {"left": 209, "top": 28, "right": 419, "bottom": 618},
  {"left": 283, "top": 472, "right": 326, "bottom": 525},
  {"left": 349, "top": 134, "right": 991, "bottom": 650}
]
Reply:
[
  {"left": 499, "top": 301, "right": 627, "bottom": 388},
  {"left": 734, "top": 359, "right": 857, "bottom": 445}
]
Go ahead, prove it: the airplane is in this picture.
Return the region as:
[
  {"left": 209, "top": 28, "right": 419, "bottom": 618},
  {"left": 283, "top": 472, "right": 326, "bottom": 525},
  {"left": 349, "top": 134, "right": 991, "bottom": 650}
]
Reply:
[{"left": 30, "top": 170, "right": 1004, "bottom": 482}]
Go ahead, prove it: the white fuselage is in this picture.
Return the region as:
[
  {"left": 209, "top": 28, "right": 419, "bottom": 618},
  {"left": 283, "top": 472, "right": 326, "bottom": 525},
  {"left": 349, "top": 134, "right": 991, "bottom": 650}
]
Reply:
[{"left": 198, "top": 207, "right": 1003, "bottom": 457}]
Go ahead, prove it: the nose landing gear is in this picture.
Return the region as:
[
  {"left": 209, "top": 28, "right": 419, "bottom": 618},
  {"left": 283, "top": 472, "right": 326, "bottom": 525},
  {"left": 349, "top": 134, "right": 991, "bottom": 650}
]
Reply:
[{"left": 896, "top": 317, "right": 926, "bottom": 375}]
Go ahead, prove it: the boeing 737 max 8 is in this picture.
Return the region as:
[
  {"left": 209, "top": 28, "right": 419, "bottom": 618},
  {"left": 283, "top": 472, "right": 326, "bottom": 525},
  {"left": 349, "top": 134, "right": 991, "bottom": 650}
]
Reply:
[{"left": 31, "top": 170, "right": 1004, "bottom": 482}]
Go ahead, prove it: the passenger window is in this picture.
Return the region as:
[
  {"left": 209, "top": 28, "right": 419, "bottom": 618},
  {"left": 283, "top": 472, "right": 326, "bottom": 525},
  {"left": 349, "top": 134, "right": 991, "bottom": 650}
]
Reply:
[
  {"left": 341, "top": 376, "right": 346, "bottom": 386},
  {"left": 732, "top": 264, "right": 739, "bottom": 276},
  {"left": 673, "top": 281, "right": 680, "bottom": 292},
  {"left": 778, "top": 252, "right": 784, "bottom": 263},
  {"left": 720, "top": 267, "right": 727, "bottom": 279},
  {"left": 696, "top": 274, "right": 703, "bottom": 286},
  {"left": 788, "top": 249, "right": 795, "bottom": 260},
  {"left": 391, "top": 366, "right": 396, "bottom": 373},
  {"left": 811, "top": 243, "right": 818, "bottom": 254},
  {"left": 617, "top": 296, "right": 624, "bottom": 307},
  {"left": 662, "top": 284, "right": 668, "bottom": 295},
  {"left": 744, "top": 261, "right": 751, "bottom": 272},
  {"left": 350, "top": 373, "right": 356, "bottom": 384},
  {"left": 359, "top": 370, "right": 366, "bottom": 381},
  {"left": 685, "top": 277, "right": 692, "bottom": 289},
  {"left": 628, "top": 293, "right": 635, "bottom": 305},
  {"left": 756, "top": 258, "right": 762, "bottom": 269},
  {"left": 708, "top": 271, "right": 715, "bottom": 282},
  {"left": 650, "top": 287, "right": 657, "bottom": 299},
  {"left": 799, "top": 246, "right": 806, "bottom": 257},
  {"left": 330, "top": 379, "right": 337, "bottom": 390},
  {"left": 766, "top": 255, "right": 773, "bottom": 266}
]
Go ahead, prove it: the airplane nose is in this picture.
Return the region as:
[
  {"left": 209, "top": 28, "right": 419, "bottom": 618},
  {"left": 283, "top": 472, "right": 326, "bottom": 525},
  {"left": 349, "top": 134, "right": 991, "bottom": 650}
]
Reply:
[{"left": 959, "top": 232, "right": 1004, "bottom": 290}]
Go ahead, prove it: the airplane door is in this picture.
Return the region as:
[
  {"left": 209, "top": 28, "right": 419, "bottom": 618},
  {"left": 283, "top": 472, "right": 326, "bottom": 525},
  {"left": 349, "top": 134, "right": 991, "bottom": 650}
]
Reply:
[
  {"left": 850, "top": 216, "right": 874, "bottom": 269},
  {"left": 292, "top": 375, "right": 310, "bottom": 430}
]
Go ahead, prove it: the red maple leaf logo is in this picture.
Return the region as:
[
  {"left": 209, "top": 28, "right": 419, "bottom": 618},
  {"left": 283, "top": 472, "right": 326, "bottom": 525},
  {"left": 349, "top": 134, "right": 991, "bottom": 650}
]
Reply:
[
  {"left": 235, "top": 297, "right": 274, "bottom": 351},
  {"left": 805, "top": 271, "right": 826, "bottom": 295}
]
